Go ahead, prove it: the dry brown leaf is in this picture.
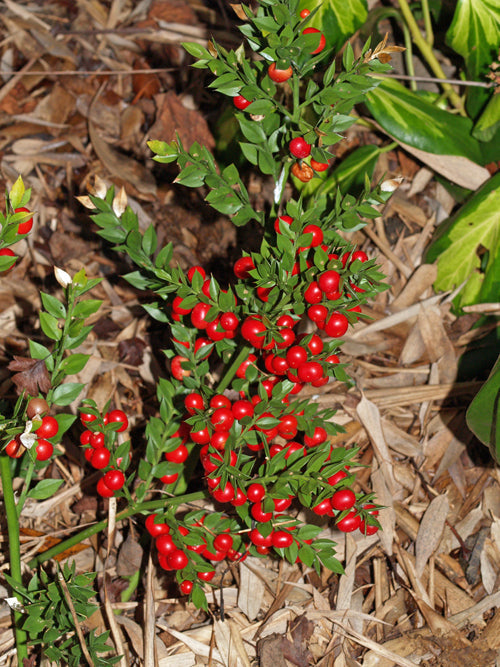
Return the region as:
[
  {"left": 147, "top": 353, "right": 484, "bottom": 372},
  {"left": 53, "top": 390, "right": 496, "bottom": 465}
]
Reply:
[
  {"left": 415, "top": 493, "right": 450, "bottom": 576},
  {"left": 238, "top": 559, "right": 266, "bottom": 621},
  {"left": 149, "top": 91, "right": 215, "bottom": 152},
  {"left": 8, "top": 356, "right": 51, "bottom": 395}
]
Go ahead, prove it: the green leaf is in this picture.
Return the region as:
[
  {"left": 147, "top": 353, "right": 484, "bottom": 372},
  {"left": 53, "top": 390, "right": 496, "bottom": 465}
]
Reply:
[
  {"left": 425, "top": 171, "right": 500, "bottom": 309},
  {"left": 446, "top": 0, "right": 500, "bottom": 117},
  {"left": 365, "top": 78, "right": 483, "bottom": 163},
  {"left": 52, "top": 382, "right": 84, "bottom": 406},
  {"left": 29, "top": 479, "right": 64, "bottom": 500},
  {"left": 299, "top": 0, "right": 367, "bottom": 52},
  {"left": 72, "top": 299, "right": 102, "bottom": 319},
  {"left": 59, "top": 354, "right": 90, "bottom": 375},
  {"left": 466, "top": 355, "right": 500, "bottom": 463},
  {"left": 473, "top": 94, "right": 500, "bottom": 144},
  {"left": 39, "top": 312, "right": 62, "bottom": 341},
  {"left": 41, "top": 293, "right": 66, "bottom": 319},
  {"left": 9, "top": 176, "right": 25, "bottom": 209}
]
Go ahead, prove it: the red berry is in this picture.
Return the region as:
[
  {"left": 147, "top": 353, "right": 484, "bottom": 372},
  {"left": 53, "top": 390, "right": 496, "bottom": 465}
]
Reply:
[
  {"left": 172, "top": 295, "right": 192, "bottom": 315},
  {"left": 184, "top": 392, "right": 205, "bottom": 415},
  {"left": 241, "top": 316, "right": 266, "bottom": 348},
  {"left": 247, "top": 482, "right": 266, "bottom": 503},
  {"left": 277, "top": 314, "right": 296, "bottom": 328},
  {"left": 307, "top": 304, "right": 328, "bottom": 324},
  {"left": 198, "top": 570, "right": 215, "bottom": 582},
  {"left": 336, "top": 511, "right": 362, "bottom": 532},
  {"left": 106, "top": 409, "right": 128, "bottom": 432},
  {"left": 194, "top": 338, "right": 213, "bottom": 359},
  {"left": 289, "top": 137, "right": 311, "bottom": 159},
  {"left": 272, "top": 531, "right": 294, "bottom": 549},
  {"left": 210, "top": 407, "right": 234, "bottom": 432},
  {"left": 211, "top": 481, "right": 235, "bottom": 503},
  {"left": 327, "top": 470, "right": 348, "bottom": 486},
  {"left": 146, "top": 514, "right": 170, "bottom": 537},
  {"left": 190, "top": 427, "right": 210, "bottom": 445},
  {"left": 233, "top": 94, "right": 252, "bottom": 110},
  {"left": 231, "top": 488, "right": 247, "bottom": 506},
  {"left": 167, "top": 549, "right": 189, "bottom": 570},
  {"left": 235, "top": 354, "right": 257, "bottom": 379},
  {"left": 171, "top": 355, "right": 190, "bottom": 380},
  {"left": 302, "top": 27, "right": 326, "bottom": 54},
  {"left": 300, "top": 8, "right": 310, "bottom": 18},
  {"left": 251, "top": 502, "right": 273, "bottom": 522},
  {"left": 297, "top": 361, "right": 323, "bottom": 383},
  {"left": 165, "top": 444, "right": 189, "bottom": 464},
  {"left": 89, "top": 431, "right": 105, "bottom": 449},
  {"left": 160, "top": 472, "right": 179, "bottom": 484},
  {"left": 180, "top": 580, "right": 193, "bottom": 594},
  {"left": 318, "top": 270, "right": 340, "bottom": 294},
  {"left": 304, "top": 281, "right": 322, "bottom": 304},
  {"left": 249, "top": 528, "right": 273, "bottom": 547},
  {"left": 36, "top": 415, "right": 59, "bottom": 439},
  {"left": 88, "top": 447, "right": 110, "bottom": 469},
  {"left": 300, "top": 224, "right": 323, "bottom": 249},
  {"left": 233, "top": 256, "right": 255, "bottom": 279},
  {"left": 268, "top": 62, "right": 293, "bottom": 82},
  {"left": 190, "top": 302, "right": 211, "bottom": 329},
  {"left": 15, "top": 207, "right": 33, "bottom": 235},
  {"left": 331, "top": 488, "right": 356, "bottom": 511},
  {"left": 325, "top": 312, "right": 349, "bottom": 338},
  {"left": 277, "top": 414, "right": 298, "bottom": 439},
  {"left": 351, "top": 250, "right": 368, "bottom": 263},
  {"left": 96, "top": 477, "right": 114, "bottom": 498},
  {"left": 220, "top": 312, "right": 239, "bottom": 331},
  {"left": 187, "top": 265, "right": 206, "bottom": 282},
  {"left": 232, "top": 399, "right": 254, "bottom": 420},
  {"left": 312, "top": 498, "right": 333, "bottom": 515},
  {"left": 304, "top": 426, "right": 327, "bottom": 447},
  {"left": 213, "top": 533, "right": 233, "bottom": 552},
  {"left": 156, "top": 534, "right": 176, "bottom": 555},
  {"left": 310, "top": 158, "right": 330, "bottom": 172},
  {"left": 103, "top": 469, "right": 125, "bottom": 490},
  {"left": 286, "top": 345, "right": 308, "bottom": 369},
  {"left": 5, "top": 437, "right": 22, "bottom": 458},
  {"left": 210, "top": 431, "right": 230, "bottom": 450}
]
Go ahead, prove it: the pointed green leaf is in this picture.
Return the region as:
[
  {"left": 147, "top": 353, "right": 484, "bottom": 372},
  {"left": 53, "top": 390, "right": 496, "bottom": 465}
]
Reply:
[
  {"left": 298, "top": 0, "right": 367, "bottom": 52},
  {"left": 466, "top": 355, "right": 500, "bottom": 463}
]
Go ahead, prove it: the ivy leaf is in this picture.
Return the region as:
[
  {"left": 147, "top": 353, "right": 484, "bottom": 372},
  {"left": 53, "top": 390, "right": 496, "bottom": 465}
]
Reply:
[
  {"left": 446, "top": 0, "right": 500, "bottom": 117},
  {"left": 466, "top": 355, "right": 500, "bottom": 463},
  {"left": 425, "top": 171, "right": 500, "bottom": 309}
]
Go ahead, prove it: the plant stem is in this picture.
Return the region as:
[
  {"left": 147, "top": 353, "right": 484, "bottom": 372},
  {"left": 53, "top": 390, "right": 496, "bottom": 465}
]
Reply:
[
  {"left": 16, "top": 458, "right": 35, "bottom": 518},
  {"left": 421, "top": 0, "right": 434, "bottom": 47},
  {"left": 27, "top": 491, "right": 207, "bottom": 569},
  {"left": 216, "top": 345, "right": 253, "bottom": 394},
  {"left": 0, "top": 454, "right": 29, "bottom": 662},
  {"left": 395, "top": 0, "right": 465, "bottom": 115},
  {"left": 401, "top": 21, "right": 417, "bottom": 91}
]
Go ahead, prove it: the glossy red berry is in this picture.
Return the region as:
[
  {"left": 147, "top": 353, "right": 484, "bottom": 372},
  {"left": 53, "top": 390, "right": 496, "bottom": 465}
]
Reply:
[
  {"left": 232, "top": 399, "right": 254, "bottom": 420},
  {"left": 241, "top": 316, "right": 266, "bottom": 348},
  {"left": 312, "top": 498, "right": 333, "bottom": 515},
  {"left": 103, "top": 469, "right": 125, "bottom": 490},
  {"left": 325, "top": 312, "right": 349, "bottom": 338},
  {"left": 272, "top": 531, "right": 294, "bottom": 549},
  {"left": 96, "top": 477, "right": 114, "bottom": 498},
  {"left": 310, "top": 158, "right": 330, "bottom": 172},
  {"left": 336, "top": 511, "right": 362, "bottom": 532},
  {"left": 331, "top": 488, "right": 356, "bottom": 511},
  {"left": 304, "top": 281, "right": 322, "bottom": 304},
  {"left": 36, "top": 415, "right": 59, "bottom": 439},
  {"left": 198, "top": 570, "right": 215, "bottom": 582},
  {"left": 15, "top": 207, "right": 33, "bottom": 235},
  {"left": 167, "top": 549, "right": 189, "bottom": 570},
  {"left": 247, "top": 482, "right": 266, "bottom": 503},
  {"left": 302, "top": 27, "right": 326, "bottom": 54},
  {"left": 146, "top": 514, "right": 170, "bottom": 537},
  {"left": 289, "top": 137, "right": 311, "bottom": 159},
  {"left": 210, "top": 407, "right": 234, "bottom": 432},
  {"left": 304, "top": 426, "right": 327, "bottom": 447},
  {"left": 5, "top": 437, "right": 22, "bottom": 458},
  {"left": 184, "top": 392, "right": 205, "bottom": 415},
  {"left": 165, "top": 444, "right": 189, "bottom": 464},
  {"left": 213, "top": 533, "right": 233, "bottom": 552},
  {"left": 106, "top": 409, "right": 129, "bottom": 432},
  {"left": 171, "top": 355, "right": 190, "bottom": 380},
  {"left": 301, "top": 224, "right": 323, "bottom": 248},
  {"left": 187, "top": 265, "right": 206, "bottom": 282},
  {"left": 297, "top": 361, "right": 323, "bottom": 383},
  {"left": 300, "top": 8, "right": 310, "bottom": 18},
  {"left": 233, "top": 256, "right": 255, "bottom": 279},
  {"left": 251, "top": 502, "right": 273, "bottom": 522},
  {"left": 233, "top": 94, "right": 252, "bottom": 110},
  {"left": 88, "top": 447, "right": 111, "bottom": 469},
  {"left": 268, "top": 62, "right": 293, "bottom": 82},
  {"left": 286, "top": 345, "right": 308, "bottom": 369},
  {"left": 179, "top": 580, "right": 193, "bottom": 594},
  {"left": 190, "top": 302, "right": 211, "bottom": 329}
]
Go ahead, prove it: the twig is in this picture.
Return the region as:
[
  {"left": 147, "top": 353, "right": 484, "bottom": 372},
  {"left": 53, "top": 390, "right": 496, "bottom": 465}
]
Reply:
[
  {"left": 383, "top": 73, "right": 495, "bottom": 89},
  {"left": 57, "top": 570, "right": 95, "bottom": 667}
]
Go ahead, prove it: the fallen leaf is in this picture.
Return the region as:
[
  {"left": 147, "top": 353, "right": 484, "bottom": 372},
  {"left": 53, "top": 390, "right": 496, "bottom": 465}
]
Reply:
[{"left": 8, "top": 356, "right": 51, "bottom": 396}]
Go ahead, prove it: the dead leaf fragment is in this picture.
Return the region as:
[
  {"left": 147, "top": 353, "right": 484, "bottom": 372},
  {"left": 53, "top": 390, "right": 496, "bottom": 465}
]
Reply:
[
  {"left": 415, "top": 493, "right": 450, "bottom": 576},
  {"left": 8, "top": 356, "right": 51, "bottom": 395}
]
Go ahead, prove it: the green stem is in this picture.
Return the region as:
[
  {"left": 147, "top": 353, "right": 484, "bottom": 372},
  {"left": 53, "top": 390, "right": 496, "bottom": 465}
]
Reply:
[
  {"left": 395, "top": 0, "right": 465, "bottom": 115},
  {"left": 16, "top": 459, "right": 35, "bottom": 518},
  {"left": 401, "top": 21, "right": 417, "bottom": 91},
  {"left": 0, "top": 455, "right": 28, "bottom": 662},
  {"left": 27, "top": 491, "right": 207, "bottom": 569},
  {"left": 421, "top": 0, "right": 434, "bottom": 47},
  {"left": 215, "top": 345, "right": 253, "bottom": 394}
]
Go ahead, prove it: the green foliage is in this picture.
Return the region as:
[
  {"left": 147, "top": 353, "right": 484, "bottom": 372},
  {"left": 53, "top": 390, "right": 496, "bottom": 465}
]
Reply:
[
  {"left": 466, "top": 355, "right": 500, "bottom": 463},
  {"left": 298, "top": 0, "right": 368, "bottom": 53},
  {"left": 425, "top": 172, "right": 500, "bottom": 310},
  {"left": 5, "top": 562, "right": 119, "bottom": 665}
]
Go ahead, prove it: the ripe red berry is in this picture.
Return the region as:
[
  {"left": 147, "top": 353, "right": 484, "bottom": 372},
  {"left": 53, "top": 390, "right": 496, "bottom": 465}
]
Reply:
[
  {"left": 313, "top": 498, "right": 333, "bottom": 515},
  {"left": 187, "top": 265, "right": 206, "bottom": 282},
  {"left": 190, "top": 302, "right": 211, "bottom": 330},
  {"left": 211, "top": 481, "right": 236, "bottom": 503},
  {"left": 268, "top": 62, "right": 293, "bottom": 82},
  {"left": 106, "top": 409, "right": 129, "bottom": 432},
  {"left": 325, "top": 312, "right": 349, "bottom": 338},
  {"left": 304, "top": 426, "right": 327, "bottom": 447},
  {"left": 156, "top": 534, "right": 176, "bottom": 555},
  {"left": 198, "top": 570, "right": 215, "bottom": 582},
  {"left": 171, "top": 355, "right": 190, "bottom": 380},
  {"left": 233, "top": 94, "right": 252, "bottom": 110},
  {"left": 236, "top": 355, "right": 257, "bottom": 379},
  {"left": 331, "top": 488, "right": 356, "bottom": 511},
  {"left": 247, "top": 482, "right": 266, "bottom": 503},
  {"left": 297, "top": 361, "right": 323, "bottom": 383},
  {"left": 233, "top": 256, "right": 255, "bottom": 279},
  {"left": 167, "top": 549, "right": 189, "bottom": 570},
  {"left": 300, "top": 8, "right": 310, "bottom": 18},
  {"left": 88, "top": 447, "right": 111, "bottom": 469},
  {"left": 179, "top": 580, "right": 193, "bottom": 595},
  {"left": 336, "top": 511, "right": 362, "bottom": 532},
  {"left": 36, "top": 415, "right": 59, "bottom": 439},
  {"left": 14, "top": 207, "right": 33, "bottom": 235},
  {"left": 250, "top": 528, "right": 274, "bottom": 547},
  {"left": 210, "top": 407, "right": 234, "bottom": 432},
  {"left": 5, "top": 437, "right": 22, "bottom": 458},
  {"left": 272, "top": 531, "right": 294, "bottom": 549},
  {"left": 289, "top": 137, "right": 312, "bottom": 159},
  {"left": 302, "top": 27, "right": 326, "bottom": 54},
  {"left": 96, "top": 477, "right": 114, "bottom": 498},
  {"left": 310, "top": 158, "right": 330, "bottom": 172},
  {"left": 146, "top": 514, "right": 170, "bottom": 537},
  {"left": 318, "top": 270, "right": 340, "bottom": 294},
  {"left": 232, "top": 399, "right": 254, "bottom": 420},
  {"left": 351, "top": 250, "right": 368, "bottom": 263},
  {"left": 213, "top": 533, "right": 233, "bottom": 552},
  {"left": 277, "top": 414, "right": 298, "bottom": 439},
  {"left": 220, "top": 312, "right": 239, "bottom": 331},
  {"left": 184, "top": 392, "right": 205, "bottom": 415},
  {"left": 165, "top": 444, "right": 189, "bottom": 464},
  {"left": 300, "top": 224, "right": 323, "bottom": 248},
  {"left": 304, "top": 281, "right": 322, "bottom": 304},
  {"left": 327, "top": 470, "right": 348, "bottom": 486},
  {"left": 241, "top": 316, "right": 267, "bottom": 348},
  {"left": 286, "top": 345, "right": 308, "bottom": 369},
  {"left": 307, "top": 304, "right": 328, "bottom": 324},
  {"left": 172, "top": 295, "right": 192, "bottom": 315},
  {"left": 103, "top": 469, "right": 125, "bottom": 490},
  {"left": 161, "top": 472, "right": 179, "bottom": 484}
]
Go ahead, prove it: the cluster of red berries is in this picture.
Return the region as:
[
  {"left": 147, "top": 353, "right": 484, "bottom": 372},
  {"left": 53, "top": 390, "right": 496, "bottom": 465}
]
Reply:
[
  {"left": 79, "top": 409, "right": 129, "bottom": 497},
  {"left": 4, "top": 397, "right": 57, "bottom": 461}
]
